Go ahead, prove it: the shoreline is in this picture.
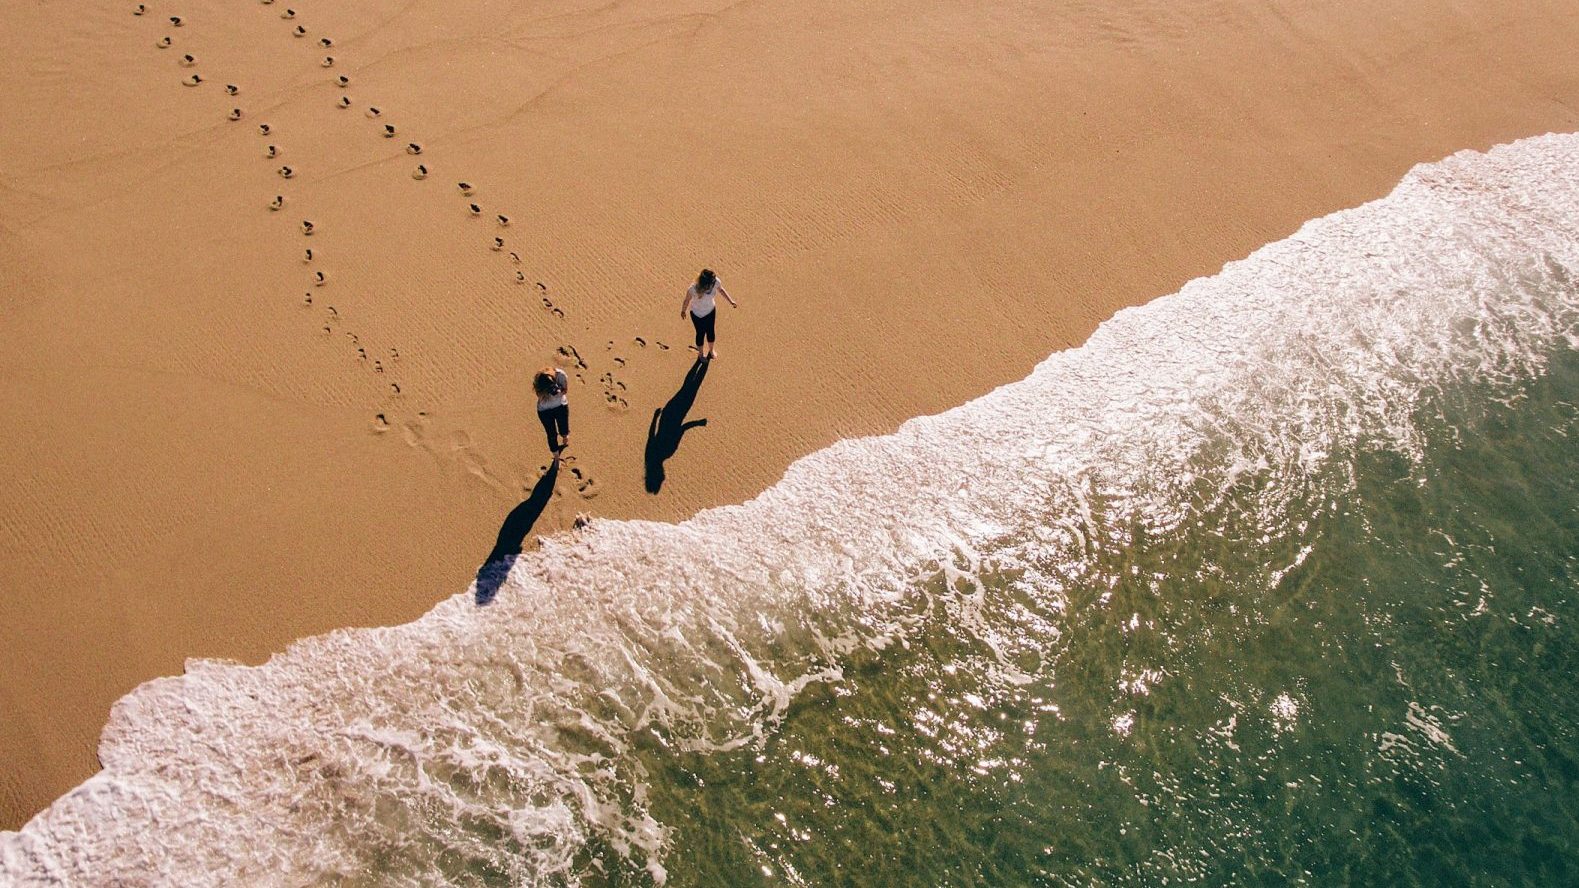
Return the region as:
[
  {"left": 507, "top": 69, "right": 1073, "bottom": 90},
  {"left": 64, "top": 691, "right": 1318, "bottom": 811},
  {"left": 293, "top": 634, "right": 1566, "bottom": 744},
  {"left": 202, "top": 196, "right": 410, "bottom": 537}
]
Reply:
[{"left": 5, "top": 0, "right": 1579, "bottom": 829}]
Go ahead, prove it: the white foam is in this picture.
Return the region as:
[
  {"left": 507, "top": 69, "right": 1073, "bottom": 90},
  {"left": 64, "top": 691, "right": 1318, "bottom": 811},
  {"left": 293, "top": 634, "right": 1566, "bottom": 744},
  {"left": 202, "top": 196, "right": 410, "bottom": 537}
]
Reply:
[{"left": 5, "top": 133, "right": 1579, "bottom": 885}]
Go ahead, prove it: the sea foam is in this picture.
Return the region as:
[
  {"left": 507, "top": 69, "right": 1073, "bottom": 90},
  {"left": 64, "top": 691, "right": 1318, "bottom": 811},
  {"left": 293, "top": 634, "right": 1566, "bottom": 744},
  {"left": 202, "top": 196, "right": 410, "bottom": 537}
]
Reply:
[{"left": 4, "top": 132, "right": 1578, "bottom": 885}]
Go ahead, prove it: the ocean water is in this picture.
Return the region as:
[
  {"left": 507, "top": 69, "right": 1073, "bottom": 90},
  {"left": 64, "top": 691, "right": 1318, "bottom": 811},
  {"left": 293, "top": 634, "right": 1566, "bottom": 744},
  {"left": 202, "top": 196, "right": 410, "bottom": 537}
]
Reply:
[{"left": 4, "top": 133, "right": 1578, "bottom": 885}]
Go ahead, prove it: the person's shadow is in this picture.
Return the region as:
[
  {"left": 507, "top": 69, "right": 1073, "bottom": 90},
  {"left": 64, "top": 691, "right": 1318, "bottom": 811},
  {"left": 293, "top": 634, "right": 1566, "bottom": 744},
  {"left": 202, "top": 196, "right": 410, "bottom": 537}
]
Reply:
[
  {"left": 644, "top": 358, "right": 710, "bottom": 493},
  {"left": 474, "top": 460, "right": 559, "bottom": 605}
]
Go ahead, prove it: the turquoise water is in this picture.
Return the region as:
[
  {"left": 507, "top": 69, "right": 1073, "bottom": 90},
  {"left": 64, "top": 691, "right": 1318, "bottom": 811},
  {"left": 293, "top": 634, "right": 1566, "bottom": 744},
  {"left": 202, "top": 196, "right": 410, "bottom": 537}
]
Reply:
[
  {"left": 617, "top": 347, "right": 1579, "bottom": 885},
  {"left": 4, "top": 137, "right": 1577, "bottom": 886}
]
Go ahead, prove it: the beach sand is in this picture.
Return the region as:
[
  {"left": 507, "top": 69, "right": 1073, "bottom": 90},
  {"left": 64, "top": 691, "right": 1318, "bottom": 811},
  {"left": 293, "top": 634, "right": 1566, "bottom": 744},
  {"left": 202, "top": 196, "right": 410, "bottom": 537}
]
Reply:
[{"left": 2, "top": 0, "right": 1577, "bottom": 829}]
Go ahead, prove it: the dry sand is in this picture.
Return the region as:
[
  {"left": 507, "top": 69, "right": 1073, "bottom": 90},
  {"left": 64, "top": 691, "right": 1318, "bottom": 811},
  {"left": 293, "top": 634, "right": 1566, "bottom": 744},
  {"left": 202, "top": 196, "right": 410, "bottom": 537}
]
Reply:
[{"left": 3, "top": 0, "right": 1578, "bottom": 829}]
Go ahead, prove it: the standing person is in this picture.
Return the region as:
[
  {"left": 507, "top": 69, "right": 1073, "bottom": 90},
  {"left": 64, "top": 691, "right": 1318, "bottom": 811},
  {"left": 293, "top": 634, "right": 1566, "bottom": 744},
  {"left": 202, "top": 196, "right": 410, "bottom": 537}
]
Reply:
[
  {"left": 532, "top": 365, "right": 570, "bottom": 457},
  {"left": 680, "top": 268, "right": 737, "bottom": 361}
]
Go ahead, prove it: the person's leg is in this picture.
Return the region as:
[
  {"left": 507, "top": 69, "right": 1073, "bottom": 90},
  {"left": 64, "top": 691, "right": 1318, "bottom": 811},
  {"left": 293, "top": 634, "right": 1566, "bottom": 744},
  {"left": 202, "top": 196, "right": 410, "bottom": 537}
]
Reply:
[
  {"left": 538, "top": 408, "right": 559, "bottom": 453},
  {"left": 701, "top": 310, "right": 717, "bottom": 359},
  {"left": 555, "top": 405, "right": 570, "bottom": 449},
  {"left": 691, "top": 311, "right": 707, "bottom": 355}
]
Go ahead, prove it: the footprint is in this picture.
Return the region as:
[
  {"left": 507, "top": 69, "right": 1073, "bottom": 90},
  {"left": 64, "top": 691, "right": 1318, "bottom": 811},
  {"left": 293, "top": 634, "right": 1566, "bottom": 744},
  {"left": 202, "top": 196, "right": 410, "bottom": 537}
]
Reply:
[
  {"left": 373, "top": 413, "right": 390, "bottom": 433},
  {"left": 656, "top": 341, "right": 669, "bottom": 350},
  {"left": 551, "top": 307, "right": 564, "bottom": 319},
  {"left": 613, "top": 357, "right": 625, "bottom": 368},
  {"left": 390, "top": 382, "right": 402, "bottom": 395},
  {"left": 573, "top": 470, "right": 601, "bottom": 499},
  {"left": 401, "top": 416, "right": 427, "bottom": 447},
  {"left": 460, "top": 450, "right": 498, "bottom": 486},
  {"left": 598, "top": 369, "right": 629, "bottom": 411},
  {"left": 634, "top": 337, "right": 646, "bottom": 348},
  {"left": 555, "top": 345, "right": 587, "bottom": 369},
  {"left": 449, "top": 430, "right": 473, "bottom": 451}
]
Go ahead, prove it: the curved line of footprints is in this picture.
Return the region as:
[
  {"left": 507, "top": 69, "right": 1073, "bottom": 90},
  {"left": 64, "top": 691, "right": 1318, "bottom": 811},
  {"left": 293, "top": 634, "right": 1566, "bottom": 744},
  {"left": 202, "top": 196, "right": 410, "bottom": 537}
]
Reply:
[{"left": 137, "top": 2, "right": 690, "bottom": 501}]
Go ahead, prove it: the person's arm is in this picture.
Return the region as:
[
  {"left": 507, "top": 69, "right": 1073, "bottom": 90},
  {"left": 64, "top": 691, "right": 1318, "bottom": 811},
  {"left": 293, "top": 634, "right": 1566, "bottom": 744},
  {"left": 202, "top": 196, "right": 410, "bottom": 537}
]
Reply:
[
  {"left": 680, "top": 288, "right": 693, "bottom": 319},
  {"left": 719, "top": 285, "right": 738, "bottom": 308},
  {"left": 556, "top": 369, "right": 569, "bottom": 401}
]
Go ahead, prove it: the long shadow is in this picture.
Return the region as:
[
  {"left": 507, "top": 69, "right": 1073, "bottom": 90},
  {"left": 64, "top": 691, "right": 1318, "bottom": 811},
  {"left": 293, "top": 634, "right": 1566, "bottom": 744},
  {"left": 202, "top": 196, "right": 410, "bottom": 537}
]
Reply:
[
  {"left": 474, "top": 460, "right": 559, "bottom": 606},
  {"left": 644, "top": 358, "right": 710, "bottom": 493}
]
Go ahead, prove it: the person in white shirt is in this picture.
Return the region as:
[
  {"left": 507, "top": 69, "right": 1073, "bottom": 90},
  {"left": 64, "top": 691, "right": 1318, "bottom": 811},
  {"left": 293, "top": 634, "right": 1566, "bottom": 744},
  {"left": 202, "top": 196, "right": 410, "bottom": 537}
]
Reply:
[
  {"left": 532, "top": 365, "right": 570, "bottom": 456},
  {"left": 679, "top": 268, "right": 738, "bottom": 361}
]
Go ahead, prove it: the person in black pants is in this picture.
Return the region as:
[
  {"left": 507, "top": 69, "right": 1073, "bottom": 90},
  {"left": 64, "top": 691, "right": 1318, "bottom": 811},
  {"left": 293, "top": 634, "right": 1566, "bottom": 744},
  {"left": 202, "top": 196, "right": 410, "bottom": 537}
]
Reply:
[
  {"left": 532, "top": 365, "right": 570, "bottom": 456},
  {"left": 680, "top": 268, "right": 738, "bottom": 360}
]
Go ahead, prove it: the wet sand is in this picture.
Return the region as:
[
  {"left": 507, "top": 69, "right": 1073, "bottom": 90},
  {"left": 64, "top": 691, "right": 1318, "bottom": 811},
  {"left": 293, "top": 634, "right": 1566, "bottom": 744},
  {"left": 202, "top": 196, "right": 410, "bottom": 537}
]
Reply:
[{"left": 3, "top": 0, "right": 1578, "bottom": 828}]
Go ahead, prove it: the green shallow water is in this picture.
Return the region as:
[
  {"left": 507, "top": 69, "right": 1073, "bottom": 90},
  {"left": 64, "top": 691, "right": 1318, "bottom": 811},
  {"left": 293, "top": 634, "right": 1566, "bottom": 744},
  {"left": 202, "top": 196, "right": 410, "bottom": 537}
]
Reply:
[{"left": 611, "top": 347, "right": 1579, "bottom": 886}]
